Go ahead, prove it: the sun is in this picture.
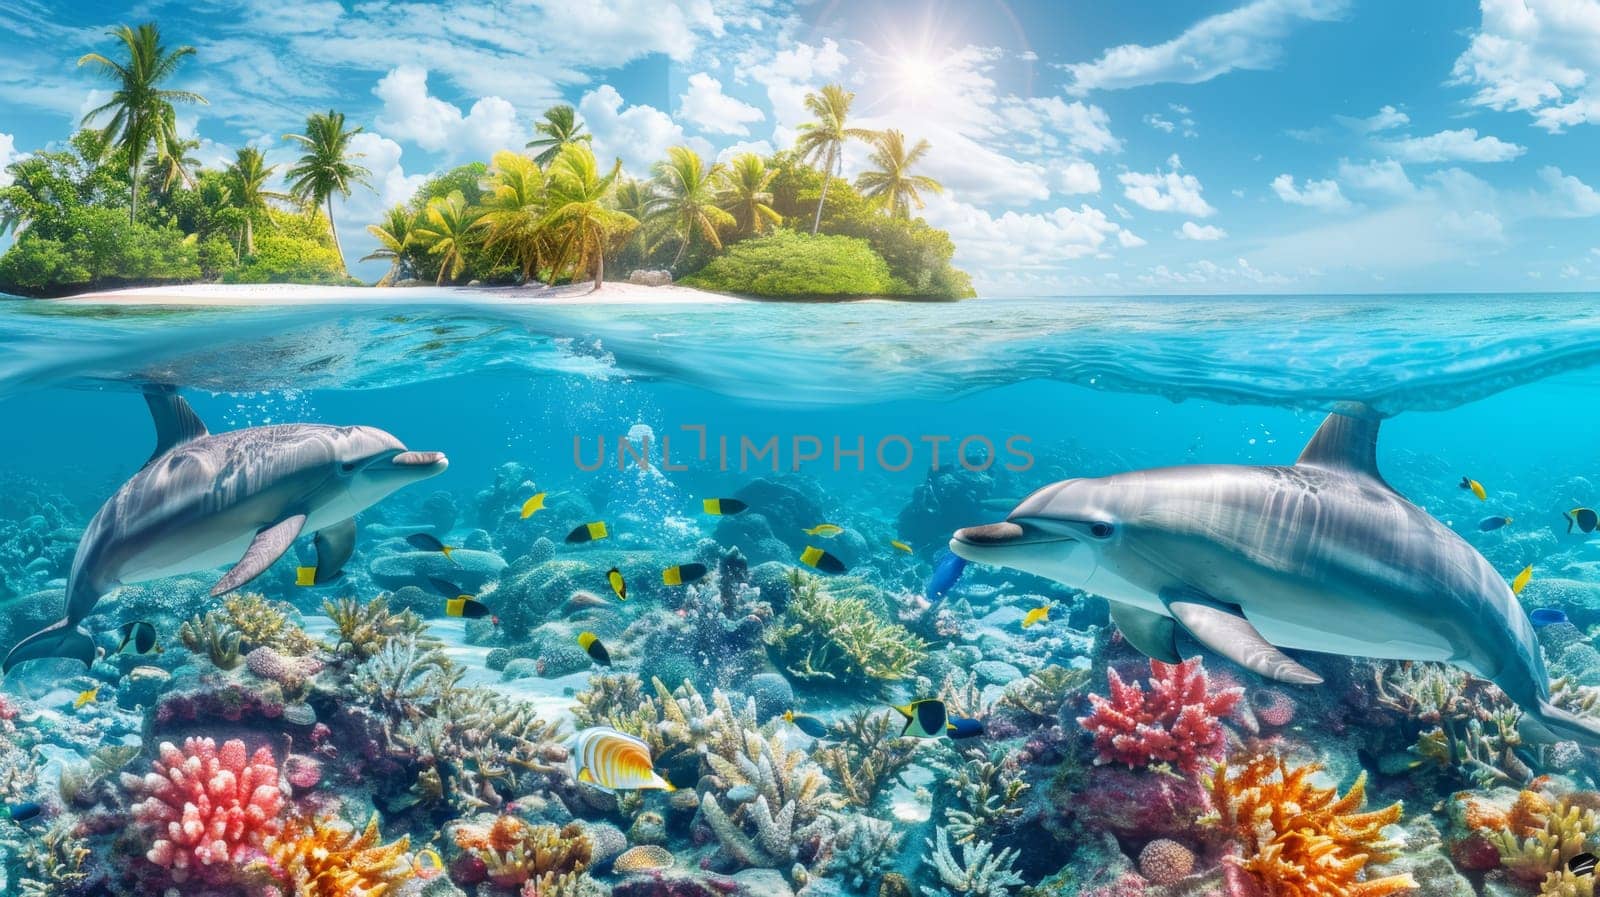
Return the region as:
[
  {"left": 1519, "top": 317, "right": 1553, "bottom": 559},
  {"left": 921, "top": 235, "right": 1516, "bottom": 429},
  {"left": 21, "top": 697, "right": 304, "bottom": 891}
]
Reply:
[{"left": 887, "top": 50, "right": 948, "bottom": 104}]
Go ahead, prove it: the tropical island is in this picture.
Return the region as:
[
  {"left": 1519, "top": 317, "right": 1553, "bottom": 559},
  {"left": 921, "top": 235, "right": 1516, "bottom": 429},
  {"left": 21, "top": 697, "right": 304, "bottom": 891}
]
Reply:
[{"left": 0, "top": 23, "right": 972, "bottom": 302}]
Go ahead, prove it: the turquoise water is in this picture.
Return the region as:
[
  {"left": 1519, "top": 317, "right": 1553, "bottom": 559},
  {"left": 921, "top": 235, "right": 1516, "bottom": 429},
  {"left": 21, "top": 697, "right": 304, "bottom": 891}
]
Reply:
[{"left": 2, "top": 292, "right": 1599, "bottom": 896}]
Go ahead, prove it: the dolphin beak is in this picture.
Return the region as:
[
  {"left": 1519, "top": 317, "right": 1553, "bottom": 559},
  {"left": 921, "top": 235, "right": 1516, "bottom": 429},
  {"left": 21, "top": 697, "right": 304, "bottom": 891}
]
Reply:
[
  {"left": 950, "top": 519, "right": 1073, "bottom": 562},
  {"left": 952, "top": 522, "right": 1026, "bottom": 545},
  {"left": 387, "top": 451, "right": 449, "bottom": 477}
]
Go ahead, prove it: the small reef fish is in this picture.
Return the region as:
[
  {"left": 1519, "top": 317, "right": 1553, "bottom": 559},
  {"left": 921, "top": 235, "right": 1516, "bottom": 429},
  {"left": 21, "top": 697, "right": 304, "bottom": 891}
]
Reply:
[
  {"left": 1, "top": 802, "right": 40, "bottom": 823},
  {"left": 406, "top": 532, "right": 457, "bottom": 561},
  {"left": 1531, "top": 608, "right": 1570, "bottom": 627},
  {"left": 114, "top": 620, "right": 159, "bottom": 655},
  {"left": 1460, "top": 477, "right": 1487, "bottom": 500},
  {"left": 577, "top": 632, "right": 611, "bottom": 666},
  {"left": 74, "top": 686, "right": 99, "bottom": 709},
  {"left": 702, "top": 498, "right": 748, "bottom": 515},
  {"left": 945, "top": 715, "right": 986, "bottom": 740},
  {"left": 1512, "top": 564, "right": 1534, "bottom": 596},
  {"left": 1479, "top": 515, "right": 1514, "bottom": 532},
  {"left": 893, "top": 699, "right": 949, "bottom": 738},
  {"left": 412, "top": 848, "right": 445, "bottom": 880},
  {"left": 661, "top": 563, "right": 708, "bottom": 586},
  {"left": 606, "top": 568, "right": 627, "bottom": 601},
  {"left": 569, "top": 727, "right": 674, "bottom": 792},
  {"left": 1567, "top": 508, "right": 1599, "bottom": 534},
  {"left": 783, "top": 710, "right": 830, "bottom": 739},
  {"left": 446, "top": 597, "right": 492, "bottom": 619},
  {"left": 926, "top": 552, "right": 968, "bottom": 602},
  {"left": 520, "top": 493, "right": 547, "bottom": 518},
  {"left": 566, "top": 521, "right": 608, "bottom": 543},
  {"left": 799, "top": 546, "right": 847, "bottom": 574},
  {"left": 1021, "top": 605, "right": 1051, "bottom": 629},
  {"left": 890, "top": 540, "right": 913, "bottom": 553},
  {"left": 1571, "top": 852, "right": 1597, "bottom": 877},
  {"left": 804, "top": 524, "right": 845, "bottom": 537}
]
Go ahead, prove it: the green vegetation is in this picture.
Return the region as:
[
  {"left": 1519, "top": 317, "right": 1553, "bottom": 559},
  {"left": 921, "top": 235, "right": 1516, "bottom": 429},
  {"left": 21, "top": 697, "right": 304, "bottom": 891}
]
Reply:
[
  {"left": 0, "top": 19, "right": 972, "bottom": 299},
  {"left": 683, "top": 231, "right": 898, "bottom": 298}
]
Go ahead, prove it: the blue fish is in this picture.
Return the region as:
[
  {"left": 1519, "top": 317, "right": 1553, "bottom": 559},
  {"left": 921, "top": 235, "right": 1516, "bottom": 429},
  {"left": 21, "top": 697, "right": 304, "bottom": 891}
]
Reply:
[
  {"left": 1478, "top": 515, "right": 1513, "bottom": 532},
  {"left": 945, "top": 715, "right": 985, "bottom": 740},
  {"left": 2, "top": 802, "right": 40, "bottom": 823},
  {"left": 1531, "top": 608, "right": 1569, "bottom": 627},
  {"left": 927, "top": 552, "right": 968, "bottom": 603}
]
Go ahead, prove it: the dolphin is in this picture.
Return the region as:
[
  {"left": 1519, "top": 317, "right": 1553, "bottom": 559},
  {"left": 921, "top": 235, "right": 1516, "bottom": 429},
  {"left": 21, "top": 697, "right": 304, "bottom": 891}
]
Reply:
[
  {"left": 951, "top": 402, "right": 1600, "bottom": 746},
  {"left": 3, "top": 389, "right": 448, "bottom": 673}
]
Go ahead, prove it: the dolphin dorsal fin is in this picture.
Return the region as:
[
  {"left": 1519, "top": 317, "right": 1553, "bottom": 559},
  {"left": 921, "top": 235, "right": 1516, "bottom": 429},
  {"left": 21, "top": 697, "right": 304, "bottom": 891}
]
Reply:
[
  {"left": 1296, "top": 402, "right": 1386, "bottom": 483},
  {"left": 143, "top": 388, "right": 209, "bottom": 465}
]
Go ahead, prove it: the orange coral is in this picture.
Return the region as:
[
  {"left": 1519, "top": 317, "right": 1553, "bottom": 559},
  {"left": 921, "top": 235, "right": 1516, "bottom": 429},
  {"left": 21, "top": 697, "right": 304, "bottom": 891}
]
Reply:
[
  {"left": 263, "top": 812, "right": 411, "bottom": 897},
  {"left": 1208, "top": 754, "right": 1415, "bottom": 897}
]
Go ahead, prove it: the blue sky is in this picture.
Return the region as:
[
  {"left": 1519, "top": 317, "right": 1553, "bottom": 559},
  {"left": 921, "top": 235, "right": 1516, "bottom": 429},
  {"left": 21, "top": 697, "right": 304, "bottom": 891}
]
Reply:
[{"left": 3, "top": 0, "right": 1600, "bottom": 295}]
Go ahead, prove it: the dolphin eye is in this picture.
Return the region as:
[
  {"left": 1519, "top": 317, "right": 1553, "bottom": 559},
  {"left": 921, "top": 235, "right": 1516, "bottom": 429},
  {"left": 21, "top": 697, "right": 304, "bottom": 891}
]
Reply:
[
  {"left": 342, "top": 462, "right": 358, "bottom": 473},
  {"left": 1089, "top": 522, "right": 1114, "bottom": 539}
]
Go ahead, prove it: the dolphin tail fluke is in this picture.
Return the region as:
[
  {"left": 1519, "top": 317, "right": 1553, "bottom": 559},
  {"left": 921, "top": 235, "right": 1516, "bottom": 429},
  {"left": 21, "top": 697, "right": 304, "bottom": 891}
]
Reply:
[
  {"left": 2, "top": 619, "right": 96, "bottom": 674},
  {"left": 1521, "top": 701, "right": 1600, "bottom": 747}
]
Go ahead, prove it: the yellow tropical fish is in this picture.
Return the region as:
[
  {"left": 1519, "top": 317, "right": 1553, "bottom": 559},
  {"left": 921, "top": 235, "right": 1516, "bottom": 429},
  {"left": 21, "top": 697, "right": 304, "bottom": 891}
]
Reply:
[
  {"left": 520, "top": 493, "right": 547, "bottom": 518},
  {"left": 1022, "top": 605, "right": 1051, "bottom": 629},
  {"left": 294, "top": 566, "right": 318, "bottom": 586},
  {"left": 74, "top": 686, "right": 99, "bottom": 709},
  {"left": 799, "top": 545, "right": 846, "bottom": 574},
  {"left": 569, "top": 727, "right": 673, "bottom": 793},
  {"left": 1460, "top": 477, "right": 1487, "bottom": 501},
  {"left": 606, "top": 567, "right": 627, "bottom": 601},
  {"left": 1512, "top": 564, "right": 1533, "bottom": 595},
  {"left": 412, "top": 847, "right": 445, "bottom": 879},
  {"left": 567, "top": 521, "right": 608, "bottom": 543},
  {"left": 890, "top": 540, "right": 912, "bottom": 553},
  {"left": 804, "top": 524, "right": 844, "bottom": 537}
]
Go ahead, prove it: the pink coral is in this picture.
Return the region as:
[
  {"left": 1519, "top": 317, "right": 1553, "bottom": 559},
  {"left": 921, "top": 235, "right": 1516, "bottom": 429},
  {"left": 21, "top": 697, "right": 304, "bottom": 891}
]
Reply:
[
  {"left": 1138, "top": 838, "right": 1196, "bottom": 884},
  {"left": 1249, "top": 688, "right": 1295, "bottom": 727},
  {"left": 1078, "top": 658, "right": 1242, "bottom": 774},
  {"left": 246, "top": 646, "right": 322, "bottom": 690},
  {"left": 127, "top": 737, "right": 286, "bottom": 884},
  {"left": 282, "top": 754, "right": 322, "bottom": 791}
]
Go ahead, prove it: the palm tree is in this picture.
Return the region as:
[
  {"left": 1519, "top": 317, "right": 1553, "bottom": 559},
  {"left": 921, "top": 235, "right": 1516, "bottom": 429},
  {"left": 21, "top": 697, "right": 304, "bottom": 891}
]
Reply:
[
  {"left": 221, "top": 147, "right": 288, "bottom": 255},
  {"left": 717, "top": 153, "right": 781, "bottom": 237},
  {"left": 650, "top": 146, "right": 733, "bottom": 269},
  {"left": 794, "top": 83, "right": 876, "bottom": 234},
  {"left": 855, "top": 130, "right": 943, "bottom": 219},
  {"left": 144, "top": 126, "right": 199, "bottom": 193},
  {"left": 284, "top": 110, "right": 371, "bottom": 274},
  {"left": 476, "top": 150, "right": 547, "bottom": 281},
  {"left": 539, "top": 144, "right": 636, "bottom": 292},
  {"left": 412, "top": 191, "right": 481, "bottom": 285},
  {"left": 526, "top": 105, "right": 592, "bottom": 168},
  {"left": 78, "top": 22, "right": 207, "bottom": 223},
  {"left": 361, "top": 205, "right": 418, "bottom": 286}
]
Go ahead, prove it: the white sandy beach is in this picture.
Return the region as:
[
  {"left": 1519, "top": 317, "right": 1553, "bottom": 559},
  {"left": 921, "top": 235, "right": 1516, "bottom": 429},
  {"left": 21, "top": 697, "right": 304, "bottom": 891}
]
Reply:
[{"left": 57, "top": 280, "right": 745, "bottom": 307}]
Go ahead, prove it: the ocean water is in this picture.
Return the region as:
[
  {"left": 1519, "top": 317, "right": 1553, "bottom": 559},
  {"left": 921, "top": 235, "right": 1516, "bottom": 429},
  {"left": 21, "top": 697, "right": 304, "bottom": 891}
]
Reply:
[{"left": 0, "top": 291, "right": 1598, "bottom": 896}]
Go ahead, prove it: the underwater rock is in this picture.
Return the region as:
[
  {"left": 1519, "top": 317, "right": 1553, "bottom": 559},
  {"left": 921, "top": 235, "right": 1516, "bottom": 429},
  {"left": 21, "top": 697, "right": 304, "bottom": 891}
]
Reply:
[
  {"left": 896, "top": 466, "right": 996, "bottom": 558},
  {"left": 749, "top": 561, "right": 797, "bottom": 611},
  {"left": 747, "top": 672, "right": 795, "bottom": 721},
  {"left": 367, "top": 547, "right": 505, "bottom": 592},
  {"left": 733, "top": 868, "right": 794, "bottom": 897},
  {"left": 486, "top": 647, "right": 512, "bottom": 671},
  {"left": 117, "top": 665, "right": 170, "bottom": 710},
  {"left": 420, "top": 489, "right": 458, "bottom": 534},
  {"left": 502, "top": 658, "right": 541, "bottom": 681},
  {"left": 973, "top": 660, "right": 1023, "bottom": 686},
  {"left": 581, "top": 821, "right": 628, "bottom": 869},
  {"left": 1071, "top": 766, "right": 1214, "bottom": 839}
]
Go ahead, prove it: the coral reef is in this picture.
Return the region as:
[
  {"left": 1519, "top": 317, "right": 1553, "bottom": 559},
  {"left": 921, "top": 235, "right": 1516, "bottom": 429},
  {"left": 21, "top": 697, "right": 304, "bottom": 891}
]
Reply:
[
  {"left": 451, "top": 814, "right": 593, "bottom": 890},
  {"left": 1078, "top": 658, "right": 1241, "bottom": 775},
  {"left": 765, "top": 570, "right": 926, "bottom": 688},
  {"left": 262, "top": 812, "right": 412, "bottom": 897},
  {"left": 1207, "top": 753, "right": 1415, "bottom": 897},
  {"left": 920, "top": 826, "right": 1024, "bottom": 897}
]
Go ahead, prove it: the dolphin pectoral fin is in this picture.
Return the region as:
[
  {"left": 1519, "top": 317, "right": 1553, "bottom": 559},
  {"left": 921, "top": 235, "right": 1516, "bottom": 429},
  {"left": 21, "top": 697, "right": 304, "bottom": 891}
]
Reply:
[
  {"left": 142, "top": 387, "right": 210, "bottom": 466},
  {"left": 1163, "top": 595, "right": 1323, "bottom": 685},
  {"left": 1295, "top": 401, "right": 1390, "bottom": 488},
  {"left": 3, "top": 619, "right": 97, "bottom": 673},
  {"left": 1521, "top": 700, "right": 1600, "bottom": 747},
  {"left": 212, "top": 514, "right": 307, "bottom": 596},
  {"left": 312, "top": 517, "right": 356, "bottom": 584},
  {"left": 1109, "top": 603, "right": 1181, "bottom": 663}
]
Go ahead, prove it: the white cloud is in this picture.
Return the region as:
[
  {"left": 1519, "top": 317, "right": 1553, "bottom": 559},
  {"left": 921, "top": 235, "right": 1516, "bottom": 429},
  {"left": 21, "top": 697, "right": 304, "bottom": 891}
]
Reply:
[
  {"left": 1377, "top": 128, "right": 1525, "bottom": 163},
  {"left": 922, "top": 194, "right": 1143, "bottom": 274},
  {"left": 579, "top": 84, "right": 709, "bottom": 177},
  {"left": 1145, "top": 113, "right": 1175, "bottom": 133},
  {"left": 1119, "top": 164, "right": 1216, "bottom": 216},
  {"left": 1056, "top": 160, "right": 1102, "bottom": 194},
  {"left": 742, "top": 38, "right": 847, "bottom": 145},
  {"left": 335, "top": 130, "right": 428, "bottom": 276},
  {"left": 1137, "top": 257, "right": 1290, "bottom": 289},
  {"left": 997, "top": 97, "right": 1121, "bottom": 154},
  {"left": 1271, "top": 173, "right": 1352, "bottom": 210},
  {"left": 714, "top": 140, "right": 775, "bottom": 163},
  {"left": 1063, "top": 0, "right": 1348, "bottom": 93},
  {"left": 1534, "top": 165, "right": 1600, "bottom": 217},
  {"left": 1336, "top": 158, "right": 1415, "bottom": 196},
  {"left": 1179, "top": 221, "right": 1228, "bottom": 240},
  {"left": 1335, "top": 104, "right": 1408, "bottom": 133},
  {"left": 1119, "top": 229, "right": 1148, "bottom": 248},
  {"left": 372, "top": 66, "right": 520, "bottom": 159},
  {"left": 678, "top": 72, "right": 764, "bottom": 137},
  {"left": 1451, "top": 0, "right": 1600, "bottom": 131},
  {"left": 0, "top": 133, "right": 21, "bottom": 187}
]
